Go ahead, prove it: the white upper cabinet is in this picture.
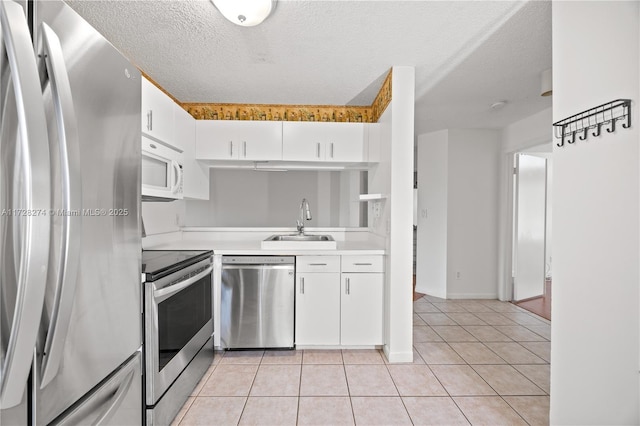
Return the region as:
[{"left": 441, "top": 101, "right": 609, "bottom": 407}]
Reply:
[
  {"left": 141, "top": 78, "right": 176, "bottom": 149},
  {"left": 175, "top": 105, "right": 209, "bottom": 200},
  {"left": 196, "top": 121, "right": 283, "bottom": 161},
  {"left": 282, "top": 122, "right": 365, "bottom": 162}
]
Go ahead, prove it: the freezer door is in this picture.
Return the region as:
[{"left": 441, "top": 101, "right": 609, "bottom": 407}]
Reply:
[
  {"left": 30, "top": 1, "right": 142, "bottom": 424},
  {"left": 52, "top": 352, "right": 142, "bottom": 426}
]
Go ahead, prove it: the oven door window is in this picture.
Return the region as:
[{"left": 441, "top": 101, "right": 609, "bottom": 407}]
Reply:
[
  {"left": 142, "top": 155, "right": 169, "bottom": 188},
  {"left": 157, "top": 274, "right": 212, "bottom": 371}
]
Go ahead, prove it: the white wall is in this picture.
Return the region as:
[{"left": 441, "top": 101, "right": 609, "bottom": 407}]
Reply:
[
  {"left": 141, "top": 200, "right": 184, "bottom": 236},
  {"left": 416, "top": 129, "right": 500, "bottom": 299},
  {"left": 551, "top": 2, "right": 640, "bottom": 424},
  {"left": 368, "top": 67, "right": 415, "bottom": 363},
  {"left": 183, "top": 169, "right": 362, "bottom": 227},
  {"left": 416, "top": 130, "right": 448, "bottom": 298},
  {"left": 446, "top": 129, "right": 500, "bottom": 298},
  {"left": 387, "top": 67, "right": 415, "bottom": 362},
  {"left": 502, "top": 107, "right": 553, "bottom": 153}
]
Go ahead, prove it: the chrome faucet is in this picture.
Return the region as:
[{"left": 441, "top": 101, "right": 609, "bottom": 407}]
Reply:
[{"left": 296, "top": 198, "right": 312, "bottom": 234}]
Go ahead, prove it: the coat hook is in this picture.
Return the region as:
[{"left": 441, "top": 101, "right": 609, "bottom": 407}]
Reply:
[
  {"left": 592, "top": 123, "right": 602, "bottom": 137},
  {"left": 567, "top": 131, "right": 577, "bottom": 144},
  {"left": 622, "top": 113, "right": 631, "bottom": 129},
  {"left": 578, "top": 128, "right": 588, "bottom": 141},
  {"left": 607, "top": 119, "right": 617, "bottom": 133}
]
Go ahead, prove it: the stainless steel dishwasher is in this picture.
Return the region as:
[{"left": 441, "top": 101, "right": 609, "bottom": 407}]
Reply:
[{"left": 221, "top": 256, "right": 295, "bottom": 349}]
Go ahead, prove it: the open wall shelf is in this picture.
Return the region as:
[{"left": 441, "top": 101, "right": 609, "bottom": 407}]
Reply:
[{"left": 359, "top": 194, "right": 386, "bottom": 201}]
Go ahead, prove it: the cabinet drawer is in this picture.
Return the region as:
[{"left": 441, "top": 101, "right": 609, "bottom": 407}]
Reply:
[
  {"left": 341, "top": 255, "right": 384, "bottom": 273},
  {"left": 296, "top": 256, "right": 340, "bottom": 273}
]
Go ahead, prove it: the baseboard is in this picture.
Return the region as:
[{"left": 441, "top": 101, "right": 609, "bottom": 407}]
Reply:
[
  {"left": 446, "top": 293, "right": 498, "bottom": 300},
  {"left": 383, "top": 346, "right": 414, "bottom": 363}
]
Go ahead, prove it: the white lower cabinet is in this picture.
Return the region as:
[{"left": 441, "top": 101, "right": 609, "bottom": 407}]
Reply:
[
  {"left": 295, "top": 256, "right": 341, "bottom": 345},
  {"left": 340, "top": 273, "right": 384, "bottom": 345},
  {"left": 295, "top": 254, "right": 384, "bottom": 347},
  {"left": 295, "top": 272, "right": 341, "bottom": 345}
]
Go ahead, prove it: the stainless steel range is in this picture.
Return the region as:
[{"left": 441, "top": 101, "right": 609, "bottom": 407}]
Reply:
[{"left": 142, "top": 250, "right": 214, "bottom": 425}]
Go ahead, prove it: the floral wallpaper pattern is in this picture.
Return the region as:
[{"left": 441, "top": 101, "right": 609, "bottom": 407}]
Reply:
[{"left": 181, "top": 69, "right": 392, "bottom": 123}]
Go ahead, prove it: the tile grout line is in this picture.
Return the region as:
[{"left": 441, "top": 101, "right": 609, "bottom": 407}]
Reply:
[
  {"left": 235, "top": 351, "right": 263, "bottom": 425},
  {"left": 340, "top": 350, "right": 358, "bottom": 426},
  {"left": 295, "top": 352, "right": 303, "bottom": 426},
  {"left": 382, "top": 355, "right": 413, "bottom": 424},
  {"left": 416, "top": 338, "right": 475, "bottom": 425}
]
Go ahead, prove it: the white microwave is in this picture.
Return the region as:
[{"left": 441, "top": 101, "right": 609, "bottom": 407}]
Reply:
[{"left": 142, "top": 135, "right": 183, "bottom": 201}]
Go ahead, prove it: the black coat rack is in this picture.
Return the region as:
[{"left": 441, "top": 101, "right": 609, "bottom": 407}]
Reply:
[{"left": 553, "top": 99, "right": 631, "bottom": 147}]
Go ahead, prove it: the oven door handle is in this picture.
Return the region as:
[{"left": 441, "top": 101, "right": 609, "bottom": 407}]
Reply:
[{"left": 153, "top": 265, "right": 213, "bottom": 303}]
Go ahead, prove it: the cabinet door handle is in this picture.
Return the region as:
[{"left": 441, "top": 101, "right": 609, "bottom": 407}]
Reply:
[
  {"left": 316, "top": 142, "right": 321, "bottom": 158},
  {"left": 149, "top": 110, "right": 153, "bottom": 131},
  {"left": 243, "top": 141, "right": 247, "bottom": 157},
  {"left": 300, "top": 277, "right": 305, "bottom": 294},
  {"left": 308, "top": 263, "right": 327, "bottom": 266},
  {"left": 353, "top": 263, "right": 373, "bottom": 266},
  {"left": 346, "top": 278, "right": 350, "bottom": 295},
  {"left": 330, "top": 142, "right": 334, "bottom": 158},
  {"left": 229, "top": 141, "right": 233, "bottom": 157}
]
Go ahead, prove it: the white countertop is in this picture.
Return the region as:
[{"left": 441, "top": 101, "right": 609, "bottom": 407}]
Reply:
[{"left": 143, "top": 227, "right": 386, "bottom": 255}]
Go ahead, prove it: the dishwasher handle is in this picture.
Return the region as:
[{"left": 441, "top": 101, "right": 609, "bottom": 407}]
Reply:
[{"left": 222, "top": 264, "right": 294, "bottom": 271}]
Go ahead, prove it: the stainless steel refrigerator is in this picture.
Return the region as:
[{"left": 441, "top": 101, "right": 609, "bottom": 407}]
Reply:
[{"left": 1, "top": 0, "right": 142, "bottom": 424}]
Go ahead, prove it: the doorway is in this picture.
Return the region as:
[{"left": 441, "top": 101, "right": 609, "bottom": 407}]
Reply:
[{"left": 511, "top": 150, "right": 552, "bottom": 320}]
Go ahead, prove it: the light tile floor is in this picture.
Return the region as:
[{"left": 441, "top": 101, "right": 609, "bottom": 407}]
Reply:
[{"left": 172, "top": 295, "right": 550, "bottom": 425}]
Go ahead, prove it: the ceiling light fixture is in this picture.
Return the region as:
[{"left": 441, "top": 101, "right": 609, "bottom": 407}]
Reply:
[
  {"left": 541, "top": 68, "right": 552, "bottom": 97},
  {"left": 212, "top": 0, "right": 276, "bottom": 27}
]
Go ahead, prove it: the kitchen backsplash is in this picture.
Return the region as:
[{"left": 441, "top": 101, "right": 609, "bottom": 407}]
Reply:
[{"left": 182, "top": 169, "right": 365, "bottom": 228}]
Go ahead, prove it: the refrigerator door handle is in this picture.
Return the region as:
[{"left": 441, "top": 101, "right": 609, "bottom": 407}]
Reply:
[
  {"left": 91, "top": 369, "right": 135, "bottom": 426},
  {"left": 0, "top": 0, "right": 51, "bottom": 409},
  {"left": 38, "top": 23, "right": 83, "bottom": 389},
  {"left": 55, "top": 356, "right": 138, "bottom": 426}
]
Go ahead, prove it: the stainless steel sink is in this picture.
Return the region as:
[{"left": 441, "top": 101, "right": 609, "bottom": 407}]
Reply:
[
  {"left": 261, "top": 233, "right": 337, "bottom": 250},
  {"left": 264, "top": 234, "right": 334, "bottom": 242}
]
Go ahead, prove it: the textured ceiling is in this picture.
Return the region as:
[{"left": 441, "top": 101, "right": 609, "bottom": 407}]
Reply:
[{"left": 65, "top": 0, "right": 552, "bottom": 135}]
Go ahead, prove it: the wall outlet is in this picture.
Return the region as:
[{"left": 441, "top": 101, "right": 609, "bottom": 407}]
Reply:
[
  {"left": 373, "top": 201, "right": 381, "bottom": 218},
  {"left": 456, "top": 271, "right": 461, "bottom": 280}
]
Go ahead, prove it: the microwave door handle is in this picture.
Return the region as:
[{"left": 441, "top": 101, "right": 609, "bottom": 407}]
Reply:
[
  {"left": 38, "top": 23, "right": 83, "bottom": 388},
  {"left": 0, "top": 0, "right": 51, "bottom": 408},
  {"left": 154, "top": 265, "right": 213, "bottom": 303},
  {"left": 170, "top": 160, "right": 181, "bottom": 193}
]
